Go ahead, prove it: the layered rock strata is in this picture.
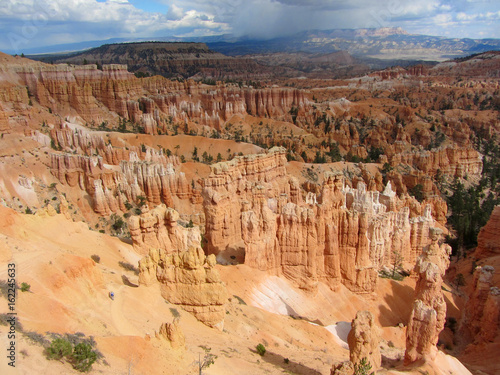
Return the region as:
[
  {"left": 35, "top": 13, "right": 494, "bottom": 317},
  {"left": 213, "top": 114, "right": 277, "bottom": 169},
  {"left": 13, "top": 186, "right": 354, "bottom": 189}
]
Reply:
[
  {"left": 201, "top": 148, "right": 436, "bottom": 293},
  {"left": 138, "top": 246, "right": 227, "bottom": 329},
  {"left": 15, "top": 62, "right": 308, "bottom": 132},
  {"left": 50, "top": 148, "right": 194, "bottom": 216},
  {"left": 405, "top": 227, "right": 451, "bottom": 364}
]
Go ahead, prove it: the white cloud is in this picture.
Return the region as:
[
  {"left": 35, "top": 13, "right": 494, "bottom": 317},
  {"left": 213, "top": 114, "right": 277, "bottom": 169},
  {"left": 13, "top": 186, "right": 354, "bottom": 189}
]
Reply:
[
  {"left": 166, "top": 4, "right": 184, "bottom": 20},
  {"left": 0, "top": 0, "right": 498, "bottom": 52}
]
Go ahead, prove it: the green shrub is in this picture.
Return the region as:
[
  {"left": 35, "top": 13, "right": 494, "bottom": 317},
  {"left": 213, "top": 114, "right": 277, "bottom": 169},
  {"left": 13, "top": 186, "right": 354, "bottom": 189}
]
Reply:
[
  {"left": 71, "top": 342, "right": 97, "bottom": 372},
  {"left": 20, "top": 282, "right": 31, "bottom": 292},
  {"left": 354, "top": 357, "right": 373, "bottom": 375},
  {"left": 256, "top": 343, "right": 266, "bottom": 356},
  {"left": 46, "top": 338, "right": 72, "bottom": 360},
  {"left": 46, "top": 335, "right": 100, "bottom": 372},
  {"left": 112, "top": 216, "right": 125, "bottom": 231}
]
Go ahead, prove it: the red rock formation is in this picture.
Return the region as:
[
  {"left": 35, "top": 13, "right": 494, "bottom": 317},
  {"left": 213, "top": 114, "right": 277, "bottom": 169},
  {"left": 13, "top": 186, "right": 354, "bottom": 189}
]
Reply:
[
  {"left": 330, "top": 361, "right": 355, "bottom": 375},
  {"left": 0, "top": 102, "right": 8, "bottom": 131},
  {"left": 50, "top": 137, "right": 191, "bottom": 216},
  {"left": 405, "top": 227, "right": 451, "bottom": 364},
  {"left": 347, "top": 310, "right": 381, "bottom": 370},
  {"left": 50, "top": 153, "right": 113, "bottom": 191},
  {"left": 387, "top": 146, "right": 482, "bottom": 180},
  {"left": 155, "top": 319, "right": 185, "bottom": 350},
  {"left": 478, "top": 287, "right": 500, "bottom": 343},
  {"left": 129, "top": 205, "right": 201, "bottom": 256},
  {"left": 475, "top": 206, "right": 500, "bottom": 259},
  {"left": 202, "top": 148, "right": 436, "bottom": 294},
  {"left": 138, "top": 246, "right": 228, "bottom": 329},
  {"left": 460, "top": 265, "right": 497, "bottom": 344}
]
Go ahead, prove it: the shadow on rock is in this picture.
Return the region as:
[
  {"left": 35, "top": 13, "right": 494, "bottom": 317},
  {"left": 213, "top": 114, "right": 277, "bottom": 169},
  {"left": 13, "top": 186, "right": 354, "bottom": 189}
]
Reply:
[
  {"left": 249, "top": 348, "right": 323, "bottom": 375},
  {"left": 122, "top": 274, "right": 138, "bottom": 287}
]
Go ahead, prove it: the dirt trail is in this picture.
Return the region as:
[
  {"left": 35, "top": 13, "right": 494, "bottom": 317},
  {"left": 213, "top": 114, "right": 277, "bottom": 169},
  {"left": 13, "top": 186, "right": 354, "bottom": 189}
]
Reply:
[{"left": 110, "top": 285, "right": 141, "bottom": 336}]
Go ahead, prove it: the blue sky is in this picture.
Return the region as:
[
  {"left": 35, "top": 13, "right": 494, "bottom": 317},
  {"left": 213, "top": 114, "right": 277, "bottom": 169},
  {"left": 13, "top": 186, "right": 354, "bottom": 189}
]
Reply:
[{"left": 0, "top": 0, "right": 499, "bottom": 53}]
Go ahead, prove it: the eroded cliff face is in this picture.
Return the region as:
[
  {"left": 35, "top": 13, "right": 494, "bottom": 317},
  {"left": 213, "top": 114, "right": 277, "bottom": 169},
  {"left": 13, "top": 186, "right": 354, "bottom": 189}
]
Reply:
[
  {"left": 12, "top": 62, "right": 307, "bottom": 134},
  {"left": 50, "top": 128, "right": 196, "bottom": 217},
  {"left": 475, "top": 206, "right": 500, "bottom": 259},
  {"left": 138, "top": 246, "right": 228, "bottom": 329},
  {"left": 405, "top": 228, "right": 451, "bottom": 364},
  {"left": 129, "top": 204, "right": 201, "bottom": 256},
  {"left": 201, "top": 148, "right": 437, "bottom": 293},
  {"left": 460, "top": 266, "right": 497, "bottom": 344}
]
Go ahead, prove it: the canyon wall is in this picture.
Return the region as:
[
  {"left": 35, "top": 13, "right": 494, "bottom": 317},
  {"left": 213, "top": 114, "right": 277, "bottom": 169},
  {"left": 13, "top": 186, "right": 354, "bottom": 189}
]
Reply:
[{"left": 201, "top": 148, "right": 436, "bottom": 293}]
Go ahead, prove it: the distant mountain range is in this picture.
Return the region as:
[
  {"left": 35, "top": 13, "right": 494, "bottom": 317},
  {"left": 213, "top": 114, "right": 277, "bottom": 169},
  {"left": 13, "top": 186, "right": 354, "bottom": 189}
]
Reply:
[
  {"left": 18, "top": 28, "right": 500, "bottom": 63},
  {"left": 201, "top": 28, "right": 500, "bottom": 62}
]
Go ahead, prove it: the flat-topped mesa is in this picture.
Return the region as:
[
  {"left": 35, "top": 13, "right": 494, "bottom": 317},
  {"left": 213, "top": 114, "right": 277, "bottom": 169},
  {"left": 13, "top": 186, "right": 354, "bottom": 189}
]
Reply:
[
  {"left": 405, "top": 227, "right": 451, "bottom": 365},
  {"left": 460, "top": 265, "right": 498, "bottom": 344},
  {"left": 129, "top": 204, "right": 201, "bottom": 256},
  {"left": 202, "top": 149, "right": 436, "bottom": 294},
  {"left": 475, "top": 206, "right": 500, "bottom": 259},
  {"left": 138, "top": 246, "right": 228, "bottom": 329}
]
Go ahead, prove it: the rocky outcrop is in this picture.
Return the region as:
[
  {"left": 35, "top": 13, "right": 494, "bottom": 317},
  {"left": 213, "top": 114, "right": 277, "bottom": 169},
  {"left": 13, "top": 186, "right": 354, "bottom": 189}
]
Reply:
[
  {"left": 50, "top": 153, "right": 113, "bottom": 191},
  {"left": 129, "top": 205, "right": 201, "bottom": 256},
  {"left": 330, "top": 361, "right": 354, "bottom": 375},
  {"left": 138, "top": 246, "right": 227, "bottom": 329},
  {"left": 460, "top": 266, "right": 498, "bottom": 344},
  {"left": 475, "top": 206, "right": 500, "bottom": 259},
  {"left": 479, "top": 287, "right": 500, "bottom": 343},
  {"left": 202, "top": 148, "right": 436, "bottom": 294},
  {"left": 347, "top": 311, "right": 381, "bottom": 370},
  {"left": 405, "top": 227, "right": 451, "bottom": 364},
  {"left": 155, "top": 319, "right": 185, "bottom": 350},
  {"left": 387, "top": 146, "right": 483, "bottom": 180}
]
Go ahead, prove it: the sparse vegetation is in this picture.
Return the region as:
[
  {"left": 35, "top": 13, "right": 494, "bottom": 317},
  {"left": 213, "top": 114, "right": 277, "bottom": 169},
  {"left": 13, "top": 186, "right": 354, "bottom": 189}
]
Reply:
[
  {"left": 20, "top": 282, "right": 31, "bottom": 292},
  {"left": 46, "top": 337, "right": 73, "bottom": 360},
  {"left": 256, "top": 343, "right": 266, "bottom": 356},
  {"left": 90, "top": 254, "right": 101, "bottom": 263},
  {"left": 46, "top": 334, "right": 100, "bottom": 372},
  {"left": 354, "top": 357, "right": 373, "bottom": 375},
  {"left": 197, "top": 346, "right": 217, "bottom": 375}
]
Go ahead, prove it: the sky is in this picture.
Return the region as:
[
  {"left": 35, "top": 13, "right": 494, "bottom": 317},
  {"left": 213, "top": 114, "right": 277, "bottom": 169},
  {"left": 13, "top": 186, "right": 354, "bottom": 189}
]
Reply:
[{"left": 0, "top": 0, "right": 499, "bottom": 53}]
